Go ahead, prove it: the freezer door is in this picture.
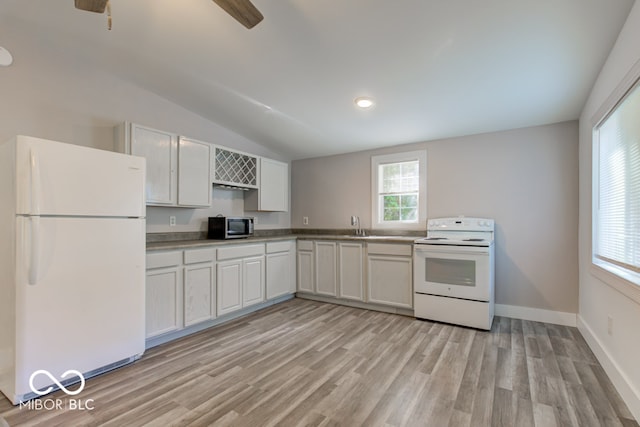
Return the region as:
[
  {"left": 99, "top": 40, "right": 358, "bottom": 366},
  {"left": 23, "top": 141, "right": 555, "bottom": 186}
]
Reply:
[
  {"left": 14, "top": 216, "right": 145, "bottom": 398},
  {"left": 15, "top": 136, "right": 145, "bottom": 217}
]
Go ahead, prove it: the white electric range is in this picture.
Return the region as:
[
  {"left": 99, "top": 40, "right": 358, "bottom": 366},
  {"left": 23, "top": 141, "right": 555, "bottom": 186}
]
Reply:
[{"left": 413, "top": 217, "right": 495, "bottom": 330}]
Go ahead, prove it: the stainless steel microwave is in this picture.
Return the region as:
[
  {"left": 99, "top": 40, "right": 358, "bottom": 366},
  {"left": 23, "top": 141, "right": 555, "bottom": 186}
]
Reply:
[{"left": 208, "top": 216, "right": 254, "bottom": 239}]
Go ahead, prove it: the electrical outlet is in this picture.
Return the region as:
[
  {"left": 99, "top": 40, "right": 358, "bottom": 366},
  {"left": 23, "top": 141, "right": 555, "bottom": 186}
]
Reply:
[
  {"left": 169, "top": 216, "right": 176, "bottom": 227},
  {"left": 607, "top": 315, "right": 613, "bottom": 335},
  {"left": 303, "top": 216, "right": 309, "bottom": 225}
]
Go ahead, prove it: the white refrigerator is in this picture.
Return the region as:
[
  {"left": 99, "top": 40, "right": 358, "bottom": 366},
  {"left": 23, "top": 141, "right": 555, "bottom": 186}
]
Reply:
[{"left": 0, "top": 135, "right": 146, "bottom": 405}]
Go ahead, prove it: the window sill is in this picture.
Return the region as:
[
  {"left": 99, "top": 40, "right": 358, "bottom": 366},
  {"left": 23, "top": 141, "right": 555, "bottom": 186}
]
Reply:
[{"left": 590, "top": 259, "right": 640, "bottom": 305}]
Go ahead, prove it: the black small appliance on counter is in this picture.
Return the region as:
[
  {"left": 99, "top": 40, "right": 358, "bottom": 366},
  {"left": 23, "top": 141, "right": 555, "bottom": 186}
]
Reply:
[{"left": 208, "top": 216, "right": 254, "bottom": 239}]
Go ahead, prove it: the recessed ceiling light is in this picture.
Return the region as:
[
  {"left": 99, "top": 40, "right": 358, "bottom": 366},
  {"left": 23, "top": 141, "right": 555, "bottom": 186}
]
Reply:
[
  {"left": 355, "top": 97, "right": 375, "bottom": 109},
  {"left": 0, "top": 46, "right": 13, "bottom": 67}
]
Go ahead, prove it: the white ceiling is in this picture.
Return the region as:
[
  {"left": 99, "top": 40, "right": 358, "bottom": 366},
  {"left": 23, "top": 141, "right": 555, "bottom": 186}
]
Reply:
[{"left": 1, "top": 0, "right": 635, "bottom": 159}]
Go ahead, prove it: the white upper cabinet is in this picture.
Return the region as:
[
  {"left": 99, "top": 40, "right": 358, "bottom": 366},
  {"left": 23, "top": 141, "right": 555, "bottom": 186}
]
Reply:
[
  {"left": 245, "top": 157, "right": 289, "bottom": 212},
  {"left": 116, "top": 122, "right": 288, "bottom": 211},
  {"left": 123, "top": 123, "right": 177, "bottom": 206},
  {"left": 116, "top": 123, "right": 211, "bottom": 208},
  {"left": 178, "top": 137, "right": 211, "bottom": 207}
]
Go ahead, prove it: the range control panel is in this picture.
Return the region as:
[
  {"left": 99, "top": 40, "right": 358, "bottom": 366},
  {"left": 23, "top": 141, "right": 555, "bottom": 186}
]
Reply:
[{"left": 427, "top": 217, "right": 494, "bottom": 232}]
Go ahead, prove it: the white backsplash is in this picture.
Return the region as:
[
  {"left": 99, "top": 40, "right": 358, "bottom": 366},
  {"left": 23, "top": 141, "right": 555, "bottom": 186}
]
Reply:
[{"left": 146, "top": 187, "right": 289, "bottom": 233}]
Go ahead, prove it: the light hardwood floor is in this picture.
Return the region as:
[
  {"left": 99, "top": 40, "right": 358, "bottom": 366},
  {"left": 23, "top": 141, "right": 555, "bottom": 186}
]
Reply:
[{"left": 1, "top": 298, "right": 638, "bottom": 426}]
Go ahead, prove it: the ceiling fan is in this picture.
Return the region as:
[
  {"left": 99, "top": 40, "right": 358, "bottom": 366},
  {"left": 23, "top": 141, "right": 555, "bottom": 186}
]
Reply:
[{"left": 74, "top": 0, "right": 264, "bottom": 29}]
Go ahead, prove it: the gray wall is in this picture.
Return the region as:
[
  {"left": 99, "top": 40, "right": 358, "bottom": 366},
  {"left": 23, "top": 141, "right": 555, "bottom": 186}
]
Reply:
[
  {"left": 292, "top": 121, "right": 579, "bottom": 313},
  {"left": 578, "top": 0, "right": 640, "bottom": 419},
  {"left": 0, "top": 17, "right": 290, "bottom": 233}
]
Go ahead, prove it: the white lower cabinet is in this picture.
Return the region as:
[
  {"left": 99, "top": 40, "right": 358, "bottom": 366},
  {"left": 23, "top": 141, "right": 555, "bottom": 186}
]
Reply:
[
  {"left": 145, "top": 240, "right": 296, "bottom": 346},
  {"left": 367, "top": 243, "right": 413, "bottom": 309},
  {"left": 243, "top": 257, "right": 265, "bottom": 307},
  {"left": 217, "top": 244, "right": 266, "bottom": 316},
  {"left": 315, "top": 241, "right": 338, "bottom": 296},
  {"left": 183, "top": 248, "right": 216, "bottom": 327},
  {"left": 297, "top": 240, "right": 314, "bottom": 293},
  {"left": 217, "top": 260, "right": 243, "bottom": 316},
  {"left": 338, "top": 242, "right": 365, "bottom": 301},
  {"left": 266, "top": 240, "right": 296, "bottom": 299},
  {"left": 145, "top": 251, "right": 183, "bottom": 338},
  {"left": 296, "top": 240, "right": 413, "bottom": 310}
]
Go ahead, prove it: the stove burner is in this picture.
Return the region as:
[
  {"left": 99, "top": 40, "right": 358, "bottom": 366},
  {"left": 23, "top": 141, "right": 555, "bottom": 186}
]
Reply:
[{"left": 463, "top": 238, "right": 485, "bottom": 242}]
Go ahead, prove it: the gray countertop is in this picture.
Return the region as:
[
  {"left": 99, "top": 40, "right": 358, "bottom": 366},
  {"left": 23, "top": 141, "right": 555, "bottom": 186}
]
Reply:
[
  {"left": 296, "top": 234, "right": 417, "bottom": 243},
  {"left": 146, "top": 235, "right": 297, "bottom": 251},
  {"left": 146, "top": 234, "right": 416, "bottom": 252}
]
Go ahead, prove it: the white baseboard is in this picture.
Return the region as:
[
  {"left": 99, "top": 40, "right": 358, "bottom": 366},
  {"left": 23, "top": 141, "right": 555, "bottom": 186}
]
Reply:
[
  {"left": 577, "top": 315, "right": 640, "bottom": 422},
  {"left": 495, "top": 304, "right": 577, "bottom": 327}
]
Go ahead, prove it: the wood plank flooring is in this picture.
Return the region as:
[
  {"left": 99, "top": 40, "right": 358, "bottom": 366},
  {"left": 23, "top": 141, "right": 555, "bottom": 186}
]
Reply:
[{"left": 1, "top": 298, "right": 637, "bottom": 426}]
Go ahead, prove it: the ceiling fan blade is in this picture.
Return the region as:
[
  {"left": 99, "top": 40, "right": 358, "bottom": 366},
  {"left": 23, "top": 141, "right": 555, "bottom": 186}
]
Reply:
[
  {"left": 74, "top": 0, "right": 108, "bottom": 13},
  {"left": 212, "top": 0, "right": 264, "bottom": 29}
]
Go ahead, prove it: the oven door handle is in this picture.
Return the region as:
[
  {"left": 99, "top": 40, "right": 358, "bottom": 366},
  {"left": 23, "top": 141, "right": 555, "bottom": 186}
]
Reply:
[{"left": 413, "top": 246, "right": 489, "bottom": 256}]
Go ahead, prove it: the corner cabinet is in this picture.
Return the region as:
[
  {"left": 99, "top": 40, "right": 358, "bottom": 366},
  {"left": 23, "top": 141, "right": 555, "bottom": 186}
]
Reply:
[
  {"left": 297, "top": 240, "right": 365, "bottom": 302},
  {"left": 115, "top": 123, "right": 211, "bottom": 208},
  {"left": 245, "top": 157, "right": 289, "bottom": 212}
]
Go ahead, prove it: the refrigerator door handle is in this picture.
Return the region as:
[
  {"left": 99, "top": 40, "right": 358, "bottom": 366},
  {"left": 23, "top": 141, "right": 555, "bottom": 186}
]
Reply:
[
  {"left": 29, "top": 216, "right": 40, "bottom": 285},
  {"left": 30, "top": 149, "right": 41, "bottom": 215}
]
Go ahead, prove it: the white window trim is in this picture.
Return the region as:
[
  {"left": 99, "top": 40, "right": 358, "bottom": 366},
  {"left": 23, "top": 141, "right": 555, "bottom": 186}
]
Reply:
[
  {"left": 371, "top": 150, "right": 427, "bottom": 230},
  {"left": 590, "top": 56, "right": 640, "bottom": 304}
]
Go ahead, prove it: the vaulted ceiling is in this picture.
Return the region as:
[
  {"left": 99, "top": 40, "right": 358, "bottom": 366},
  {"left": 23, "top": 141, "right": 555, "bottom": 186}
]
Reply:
[{"left": 0, "top": 0, "right": 635, "bottom": 159}]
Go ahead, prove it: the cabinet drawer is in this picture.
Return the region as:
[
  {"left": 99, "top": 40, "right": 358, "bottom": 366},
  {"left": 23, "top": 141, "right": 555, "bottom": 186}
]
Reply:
[
  {"left": 367, "top": 243, "right": 412, "bottom": 257},
  {"left": 297, "top": 240, "right": 314, "bottom": 251},
  {"left": 266, "top": 240, "right": 294, "bottom": 254},
  {"left": 217, "top": 244, "right": 265, "bottom": 261},
  {"left": 147, "top": 251, "right": 182, "bottom": 269},
  {"left": 184, "top": 248, "right": 216, "bottom": 264}
]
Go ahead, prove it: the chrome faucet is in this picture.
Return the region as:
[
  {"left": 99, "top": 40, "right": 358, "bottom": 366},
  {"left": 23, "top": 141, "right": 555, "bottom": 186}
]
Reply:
[{"left": 351, "top": 216, "right": 365, "bottom": 236}]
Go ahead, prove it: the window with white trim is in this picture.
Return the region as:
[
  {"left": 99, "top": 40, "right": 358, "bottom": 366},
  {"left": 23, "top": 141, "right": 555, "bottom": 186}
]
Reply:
[
  {"left": 372, "top": 150, "right": 427, "bottom": 230},
  {"left": 593, "top": 76, "right": 640, "bottom": 287}
]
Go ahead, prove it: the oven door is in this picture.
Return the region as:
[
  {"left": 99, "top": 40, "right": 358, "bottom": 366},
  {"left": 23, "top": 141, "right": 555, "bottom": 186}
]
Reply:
[{"left": 413, "top": 244, "right": 493, "bottom": 302}]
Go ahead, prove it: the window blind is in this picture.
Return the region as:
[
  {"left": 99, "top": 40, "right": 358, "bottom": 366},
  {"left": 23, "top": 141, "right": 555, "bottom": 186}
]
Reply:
[{"left": 595, "top": 80, "right": 640, "bottom": 275}]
